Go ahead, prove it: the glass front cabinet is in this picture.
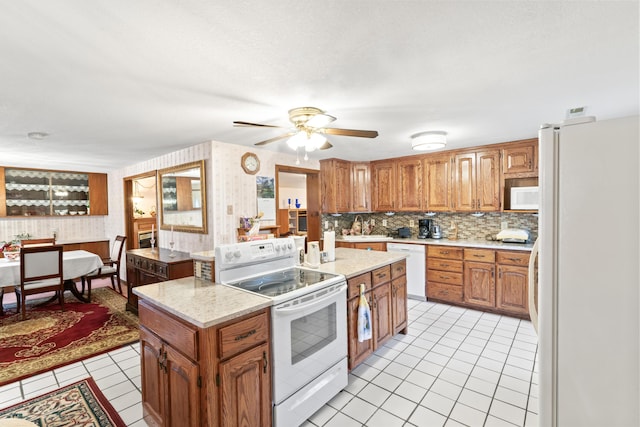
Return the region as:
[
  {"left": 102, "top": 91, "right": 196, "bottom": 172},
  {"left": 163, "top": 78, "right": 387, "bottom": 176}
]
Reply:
[{"left": 0, "top": 167, "right": 108, "bottom": 217}]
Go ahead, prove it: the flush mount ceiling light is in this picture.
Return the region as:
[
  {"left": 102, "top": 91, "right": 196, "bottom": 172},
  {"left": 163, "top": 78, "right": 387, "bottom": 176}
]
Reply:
[
  {"left": 411, "top": 131, "right": 447, "bottom": 151},
  {"left": 27, "top": 131, "right": 49, "bottom": 140}
]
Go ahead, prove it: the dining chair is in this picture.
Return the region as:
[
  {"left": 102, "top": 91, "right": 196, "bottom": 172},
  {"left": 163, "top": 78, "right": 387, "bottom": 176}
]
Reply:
[
  {"left": 15, "top": 245, "right": 65, "bottom": 321},
  {"left": 82, "top": 235, "right": 127, "bottom": 298},
  {"left": 21, "top": 238, "right": 56, "bottom": 248}
]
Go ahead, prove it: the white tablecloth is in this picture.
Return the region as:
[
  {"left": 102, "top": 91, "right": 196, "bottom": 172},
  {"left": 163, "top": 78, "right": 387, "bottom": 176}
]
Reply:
[{"left": 0, "top": 250, "right": 103, "bottom": 287}]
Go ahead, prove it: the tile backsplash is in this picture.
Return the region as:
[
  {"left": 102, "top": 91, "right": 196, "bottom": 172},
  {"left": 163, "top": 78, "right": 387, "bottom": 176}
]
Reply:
[{"left": 322, "top": 211, "right": 538, "bottom": 241}]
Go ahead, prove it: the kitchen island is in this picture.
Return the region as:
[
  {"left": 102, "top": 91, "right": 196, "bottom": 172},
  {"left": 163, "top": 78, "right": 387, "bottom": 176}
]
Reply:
[{"left": 133, "top": 247, "right": 409, "bottom": 426}]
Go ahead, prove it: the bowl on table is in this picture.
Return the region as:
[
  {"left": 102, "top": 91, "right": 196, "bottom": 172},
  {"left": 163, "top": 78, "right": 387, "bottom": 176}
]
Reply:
[{"left": 4, "top": 250, "right": 20, "bottom": 261}]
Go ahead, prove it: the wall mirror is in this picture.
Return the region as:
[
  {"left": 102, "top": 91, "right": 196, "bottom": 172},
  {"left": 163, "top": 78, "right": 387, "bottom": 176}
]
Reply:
[{"left": 158, "top": 160, "right": 208, "bottom": 234}]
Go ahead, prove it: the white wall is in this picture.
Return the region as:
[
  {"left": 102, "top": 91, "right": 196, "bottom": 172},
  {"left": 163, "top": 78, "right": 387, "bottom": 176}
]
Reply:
[{"left": 105, "top": 141, "right": 319, "bottom": 253}]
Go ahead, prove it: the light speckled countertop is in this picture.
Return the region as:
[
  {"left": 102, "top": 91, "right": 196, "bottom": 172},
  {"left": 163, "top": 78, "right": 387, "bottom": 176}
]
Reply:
[
  {"left": 133, "top": 277, "right": 271, "bottom": 328},
  {"left": 314, "top": 247, "right": 407, "bottom": 278},
  {"left": 380, "top": 237, "right": 533, "bottom": 251}
]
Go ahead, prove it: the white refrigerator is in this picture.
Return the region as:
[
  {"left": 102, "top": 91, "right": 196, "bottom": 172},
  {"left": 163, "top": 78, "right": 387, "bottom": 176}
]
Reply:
[{"left": 535, "top": 115, "right": 639, "bottom": 427}]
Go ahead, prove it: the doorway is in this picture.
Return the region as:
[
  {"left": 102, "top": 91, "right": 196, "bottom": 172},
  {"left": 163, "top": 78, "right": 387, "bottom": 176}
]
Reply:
[
  {"left": 123, "top": 172, "right": 158, "bottom": 251},
  {"left": 275, "top": 165, "right": 320, "bottom": 244}
]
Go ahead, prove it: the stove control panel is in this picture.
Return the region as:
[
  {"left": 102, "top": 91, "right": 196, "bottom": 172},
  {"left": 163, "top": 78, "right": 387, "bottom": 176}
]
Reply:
[{"left": 216, "top": 237, "right": 297, "bottom": 267}]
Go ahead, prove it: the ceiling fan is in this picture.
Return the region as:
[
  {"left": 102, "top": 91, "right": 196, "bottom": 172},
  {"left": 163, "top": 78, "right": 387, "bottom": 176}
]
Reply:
[{"left": 233, "top": 107, "right": 378, "bottom": 152}]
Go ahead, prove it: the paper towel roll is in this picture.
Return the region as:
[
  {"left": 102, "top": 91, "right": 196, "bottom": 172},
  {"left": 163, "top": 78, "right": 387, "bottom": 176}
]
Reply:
[{"left": 324, "top": 231, "right": 336, "bottom": 262}]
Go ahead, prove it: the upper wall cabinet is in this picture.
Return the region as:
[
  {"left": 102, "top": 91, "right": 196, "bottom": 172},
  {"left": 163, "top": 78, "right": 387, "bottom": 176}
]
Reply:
[
  {"left": 320, "top": 159, "right": 351, "bottom": 213},
  {"left": 371, "top": 160, "right": 396, "bottom": 212},
  {"left": 424, "top": 154, "right": 452, "bottom": 212},
  {"left": 0, "top": 167, "right": 108, "bottom": 217},
  {"left": 453, "top": 150, "right": 500, "bottom": 212},
  {"left": 502, "top": 139, "right": 538, "bottom": 177},
  {"left": 395, "top": 158, "right": 423, "bottom": 211},
  {"left": 350, "top": 162, "right": 371, "bottom": 213}
]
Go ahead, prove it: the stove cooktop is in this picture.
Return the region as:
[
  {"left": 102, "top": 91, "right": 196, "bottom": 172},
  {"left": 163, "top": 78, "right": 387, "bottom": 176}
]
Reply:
[{"left": 227, "top": 268, "right": 341, "bottom": 298}]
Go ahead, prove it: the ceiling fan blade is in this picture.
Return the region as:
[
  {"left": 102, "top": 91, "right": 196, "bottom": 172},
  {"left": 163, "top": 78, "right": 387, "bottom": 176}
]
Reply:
[
  {"left": 321, "top": 128, "right": 379, "bottom": 138},
  {"left": 318, "top": 140, "right": 333, "bottom": 150},
  {"left": 254, "top": 132, "right": 296, "bottom": 146},
  {"left": 233, "top": 121, "right": 286, "bottom": 129}
]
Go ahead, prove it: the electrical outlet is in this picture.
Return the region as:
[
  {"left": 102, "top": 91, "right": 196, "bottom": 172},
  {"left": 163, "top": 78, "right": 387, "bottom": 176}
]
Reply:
[
  {"left": 409, "top": 220, "right": 415, "bottom": 227},
  {"left": 382, "top": 219, "right": 388, "bottom": 227},
  {"left": 334, "top": 220, "right": 339, "bottom": 227},
  {"left": 501, "top": 221, "right": 508, "bottom": 230},
  {"left": 371, "top": 219, "right": 375, "bottom": 226},
  {"left": 226, "top": 205, "right": 233, "bottom": 215},
  {"left": 324, "top": 220, "right": 329, "bottom": 229}
]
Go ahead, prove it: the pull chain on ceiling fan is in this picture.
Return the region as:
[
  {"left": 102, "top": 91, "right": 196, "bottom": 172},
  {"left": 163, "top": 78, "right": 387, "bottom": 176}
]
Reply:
[{"left": 233, "top": 106, "right": 378, "bottom": 152}]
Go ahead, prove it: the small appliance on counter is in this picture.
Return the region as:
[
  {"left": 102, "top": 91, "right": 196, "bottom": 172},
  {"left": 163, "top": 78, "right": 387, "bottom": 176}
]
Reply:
[
  {"left": 418, "top": 219, "right": 432, "bottom": 238},
  {"left": 496, "top": 228, "right": 530, "bottom": 243},
  {"left": 396, "top": 227, "right": 411, "bottom": 238},
  {"left": 430, "top": 224, "right": 443, "bottom": 239},
  {"left": 306, "top": 241, "right": 321, "bottom": 267}
]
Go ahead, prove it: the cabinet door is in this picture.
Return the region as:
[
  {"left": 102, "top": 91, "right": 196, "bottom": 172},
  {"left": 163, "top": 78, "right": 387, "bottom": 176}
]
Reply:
[
  {"left": 497, "top": 265, "right": 529, "bottom": 315},
  {"left": 453, "top": 153, "right": 476, "bottom": 211},
  {"left": 320, "top": 159, "right": 351, "bottom": 213},
  {"left": 164, "top": 345, "right": 200, "bottom": 427},
  {"left": 476, "top": 150, "right": 500, "bottom": 211},
  {"left": 391, "top": 276, "right": 408, "bottom": 335},
  {"left": 351, "top": 162, "right": 370, "bottom": 212},
  {"left": 140, "top": 327, "right": 165, "bottom": 427},
  {"left": 0, "top": 167, "right": 5, "bottom": 216},
  {"left": 219, "top": 343, "right": 271, "bottom": 427},
  {"left": 463, "top": 261, "right": 495, "bottom": 308},
  {"left": 88, "top": 173, "right": 109, "bottom": 215},
  {"left": 372, "top": 283, "right": 393, "bottom": 348},
  {"left": 424, "top": 154, "right": 452, "bottom": 211},
  {"left": 371, "top": 161, "right": 396, "bottom": 211},
  {"left": 347, "top": 296, "right": 374, "bottom": 369},
  {"left": 396, "top": 158, "right": 423, "bottom": 211},
  {"left": 502, "top": 141, "right": 537, "bottom": 176}
]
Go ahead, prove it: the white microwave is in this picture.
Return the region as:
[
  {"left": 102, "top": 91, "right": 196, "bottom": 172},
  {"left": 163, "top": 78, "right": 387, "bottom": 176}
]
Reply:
[{"left": 511, "top": 186, "right": 539, "bottom": 210}]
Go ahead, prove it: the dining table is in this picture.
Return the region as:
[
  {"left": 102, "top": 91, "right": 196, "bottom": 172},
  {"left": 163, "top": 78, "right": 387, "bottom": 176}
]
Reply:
[{"left": 0, "top": 250, "right": 104, "bottom": 313}]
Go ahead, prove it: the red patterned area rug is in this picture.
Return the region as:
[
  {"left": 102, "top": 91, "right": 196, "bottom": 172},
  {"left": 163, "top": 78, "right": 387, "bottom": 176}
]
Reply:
[
  {"left": 0, "top": 288, "right": 139, "bottom": 386},
  {"left": 0, "top": 377, "right": 126, "bottom": 426}
]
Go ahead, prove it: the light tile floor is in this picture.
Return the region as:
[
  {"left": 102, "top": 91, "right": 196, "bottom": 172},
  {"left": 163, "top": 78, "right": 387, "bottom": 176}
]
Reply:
[{"left": 0, "top": 298, "right": 538, "bottom": 427}]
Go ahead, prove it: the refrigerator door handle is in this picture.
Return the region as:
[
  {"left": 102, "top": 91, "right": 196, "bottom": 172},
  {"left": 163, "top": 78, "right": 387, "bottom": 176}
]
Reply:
[{"left": 528, "top": 237, "right": 539, "bottom": 334}]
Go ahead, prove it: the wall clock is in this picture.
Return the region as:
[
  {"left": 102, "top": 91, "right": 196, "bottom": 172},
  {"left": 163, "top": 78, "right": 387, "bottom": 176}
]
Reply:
[{"left": 241, "top": 152, "right": 260, "bottom": 175}]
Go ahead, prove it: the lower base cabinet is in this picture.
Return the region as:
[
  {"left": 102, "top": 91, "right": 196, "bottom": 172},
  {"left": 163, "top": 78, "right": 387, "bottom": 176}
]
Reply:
[
  {"left": 427, "top": 245, "right": 531, "bottom": 318},
  {"left": 138, "top": 300, "right": 271, "bottom": 427},
  {"left": 347, "top": 260, "right": 407, "bottom": 370}
]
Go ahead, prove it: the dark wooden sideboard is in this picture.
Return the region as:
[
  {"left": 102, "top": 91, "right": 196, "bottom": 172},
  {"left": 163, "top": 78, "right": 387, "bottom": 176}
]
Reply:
[{"left": 125, "top": 248, "right": 193, "bottom": 314}]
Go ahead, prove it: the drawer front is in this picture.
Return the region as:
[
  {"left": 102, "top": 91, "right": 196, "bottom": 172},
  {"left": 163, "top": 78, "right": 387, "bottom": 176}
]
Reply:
[
  {"left": 126, "top": 254, "right": 137, "bottom": 266},
  {"left": 372, "top": 265, "right": 391, "bottom": 287},
  {"left": 496, "top": 251, "right": 530, "bottom": 266},
  {"left": 154, "top": 263, "right": 168, "bottom": 279},
  {"left": 391, "top": 260, "right": 407, "bottom": 279},
  {"left": 218, "top": 311, "right": 269, "bottom": 360},
  {"left": 427, "top": 246, "right": 463, "bottom": 260},
  {"left": 348, "top": 272, "right": 372, "bottom": 299},
  {"left": 427, "top": 258, "right": 463, "bottom": 273},
  {"left": 427, "top": 282, "right": 463, "bottom": 303},
  {"left": 464, "top": 248, "right": 495, "bottom": 263},
  {"left": 139, "top": 301, "right": 198, "bottom": 361},
  {"left": 427, "top": 269, "right": 463, "bottom": 286}
]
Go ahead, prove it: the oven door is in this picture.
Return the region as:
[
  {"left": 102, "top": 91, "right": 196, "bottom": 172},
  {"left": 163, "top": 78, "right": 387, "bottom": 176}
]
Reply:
[{"left": 271, "top": 282, "right": 347, "bottom": 404}]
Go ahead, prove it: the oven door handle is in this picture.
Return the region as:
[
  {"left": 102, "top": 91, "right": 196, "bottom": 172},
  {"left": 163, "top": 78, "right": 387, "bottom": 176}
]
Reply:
[{"left": 274, "top": 284, "right": 347, "bottom": 314}]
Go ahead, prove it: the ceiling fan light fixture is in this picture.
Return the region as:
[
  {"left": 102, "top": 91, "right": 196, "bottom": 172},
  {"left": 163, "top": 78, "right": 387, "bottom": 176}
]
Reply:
[
  {"left": 411, "top": 131, "right": 447, "bottom": 151},
  {"left": 305, "top": 113, "right": 336, "bottom": 128},
  {"left": 287, "top": 131, "right": 327, "bottom": 152}
]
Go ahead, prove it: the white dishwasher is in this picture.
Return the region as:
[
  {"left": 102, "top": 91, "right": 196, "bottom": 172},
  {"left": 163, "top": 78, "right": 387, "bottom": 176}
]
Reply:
[{"left": 387, "top": 242, "right": 426, "bottom": 300}]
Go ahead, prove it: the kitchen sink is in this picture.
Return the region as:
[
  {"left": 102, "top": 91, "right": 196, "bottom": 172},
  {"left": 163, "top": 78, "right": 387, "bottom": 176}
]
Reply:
[{"left": 340, "top": 235, "right": 392, "bottom": 242}]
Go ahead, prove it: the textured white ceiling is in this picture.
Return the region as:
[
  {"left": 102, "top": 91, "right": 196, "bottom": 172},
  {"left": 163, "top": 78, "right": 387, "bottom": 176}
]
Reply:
[{"left": 0, "top": 1, "right": 638, "bottom": 172}]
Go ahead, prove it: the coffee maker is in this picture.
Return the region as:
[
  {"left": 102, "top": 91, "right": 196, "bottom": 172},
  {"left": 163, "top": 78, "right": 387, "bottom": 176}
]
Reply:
[{"left": 418, "top": 219, "right": 432, "bottom": 238}]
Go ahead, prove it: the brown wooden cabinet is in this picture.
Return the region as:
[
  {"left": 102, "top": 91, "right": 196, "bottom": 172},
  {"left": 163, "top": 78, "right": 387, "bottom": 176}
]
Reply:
[
  {"left": 395, "top": 157, "right": 423, "bottom": 211},
  {"left": 335, "top": 241, "right": 387, "bottom": 251},
  {"left": 496, "top": 251, "right": 530, "bottom": 316},
  {"left": 350, "top": 162, "right": 371, "bottom": 212},
  {"left": 126, "top": 248, "right": 194, "bottom": 314},
  {"left": 139, "top": 300, "right": 272, "bottom": 427},
  {"left": 424, "top": 154, "right": 452, "bottom": 212},
  {"left": 320, "top": 159, "right": 351, "bottom": 213},
  {"left": 502, "top": 139, "right": 538, "bottom": 177},
  {"left": 371, "top": 160, "right": 396, "bottom": 212},
  {"left": 346, "top": 260, "right": 407, "bottom": 370},
  {"left": 88, "top": 173, "right": 109, "bottom": 215},
  {"left": 464, "top": 260, "right": 496, "bottom": 308},
  {"left": 426, "top": 246, "right": 464, "bottom": 304},
  {"left": 453, "top": 150, "right": 500, "bottom": 212}
]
